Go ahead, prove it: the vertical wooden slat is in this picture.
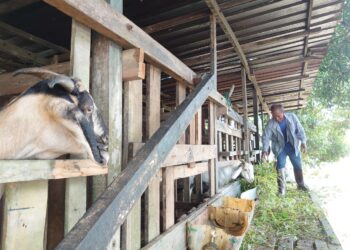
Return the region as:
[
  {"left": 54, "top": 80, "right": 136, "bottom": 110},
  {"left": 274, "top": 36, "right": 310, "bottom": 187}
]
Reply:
[
  {"left": 162, "top": 167, "right": 175, "bottom": 231},
  {"left": 175, "top": 82, "right": 186, "bottom": 201},
  {"left": 208, "top": 102, "right": 216, "bottom": 196},
  {"left": 2, "top": 181, "right": 48, "bottom": 250},
  {"left": 65, "top": 20, "right": 91, "bottom": 234},
  {"left": 145, "top": 64, "right": 161, "bottom": 243},
  {"left": 209, "top": 13, "right": 217, "bottom": 195},
  {"left": 193, "top": 109, "right": 203, "bottom": 200},
  {"left": 122, "top": 80, "right": 142, "bottom": 250},
  {"left": 241, "top": 67, "right": 250, "bottom": 162},
  {"left": 252, "top": 88, "right": 260, "bottom": 161}
]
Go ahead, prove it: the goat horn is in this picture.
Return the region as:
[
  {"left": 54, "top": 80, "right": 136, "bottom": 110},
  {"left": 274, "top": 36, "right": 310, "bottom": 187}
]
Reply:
[
  {"left": 13, "top": 67, "right": 60, "bottom": 79},
  {"left": 13, "top": 67, "right": 75, "bottom": 93},
  {"left": 47, "top": 75, "right": 75, "bottom": 93}
]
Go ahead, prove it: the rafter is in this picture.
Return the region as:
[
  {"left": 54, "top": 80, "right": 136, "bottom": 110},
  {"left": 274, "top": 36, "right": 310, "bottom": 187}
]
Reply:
[{"left": 204, "top": 0, "right": 271, "bottom": 115}]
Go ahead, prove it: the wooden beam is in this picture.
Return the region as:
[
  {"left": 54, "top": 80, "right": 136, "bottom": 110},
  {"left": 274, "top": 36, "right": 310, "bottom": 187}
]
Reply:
[
  {"left": 0, "top": 39, "right": 50, "bottom": 66},
  {"left": 0, "top": 49, "right": 145, "bottom": 97},
  {"left": 258, "top": 75, "right": 310, "bottom": 86},
  {"left": 0, "top": 160, "right": 107, "bottom": 183},
  {"left": 130, "top": 144, "right": 217, "bottom": 167},
  {"left": 0, "top": 0, "right": 39, "bottom": 15},
  {"left": 43, "top": 0, "right": 196, "bottom": 85},
  {"left": 252, "top": 89, "right": 260, "bottom": 162},
  {"left": 56, "top": 74, "right": 216, "bottom": 250},
  {"left": 251, "top": 56, "right": 319, "bottom": 70},
  {"left": 2, "top": 181, "right": 48, "bottom": 250},
  {"left": 204, "top": 0, "right": 270, "bottom": 115},
  {"left": 145, "top": 64, "right": 161, "bottom": 243},
  {"left": 171, "top": 162, "right": 208, "bottom": 180}
]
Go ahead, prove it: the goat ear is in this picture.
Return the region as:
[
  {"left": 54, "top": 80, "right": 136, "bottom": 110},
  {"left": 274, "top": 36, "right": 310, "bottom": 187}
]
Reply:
[
  {"left": 47, "top": 75, "right": 75, "bottom": 93},
  {"left": 13, "top": 67, "right": 60, "bottom": 79}
]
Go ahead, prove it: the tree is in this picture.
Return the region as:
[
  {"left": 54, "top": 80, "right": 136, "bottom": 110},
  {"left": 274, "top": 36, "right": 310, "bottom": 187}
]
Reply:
[{"left": 294, "top": 1, "right": 350, "bottom": 163}]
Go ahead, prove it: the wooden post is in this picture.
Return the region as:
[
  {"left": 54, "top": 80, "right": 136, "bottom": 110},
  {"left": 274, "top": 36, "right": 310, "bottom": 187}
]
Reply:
[
  {"left": 193, "top": 108, "right": 203, "bottom": 201},
  {"left": 252, "top": 88, "right": 260, "bottom": 161},
  {"left": 162, "top": 167, "right": 175, "bottom": 231},
  {"left": 64, "top": 20, "right": 91, "bottom": 234},
  {"left": 241, "top": 67, "right": 250, "bottom": 162},
  {"left": 90, "top": 2, "right": 123, "bottom": 248},
  {"left": 122, "top": 79, "right": 142, "bottom": 250},
  {"left": 145, "top": 64, "right": 161, "bottom": 243},
  {"left": 2, "top": 181, "right": 48, "bottom": 250},
  {"left": 175, "top": 82, "right": 186, "bottom": 201},
  {"left": 209, "top": 13, "right": 217, "bottom": 195}
]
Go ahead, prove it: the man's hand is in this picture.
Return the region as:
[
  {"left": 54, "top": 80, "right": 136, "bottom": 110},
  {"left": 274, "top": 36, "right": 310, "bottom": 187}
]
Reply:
[
  {"left": 262, "top": 151, "right": 269, "bottom": 161},
  {"left": 301, "top": 143, "right": 307, "bottom": 154}
]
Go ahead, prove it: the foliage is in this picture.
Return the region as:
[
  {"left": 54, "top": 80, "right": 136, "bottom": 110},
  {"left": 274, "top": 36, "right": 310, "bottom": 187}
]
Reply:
[
  {"left": 241, "top": 163, "right": 324, "bottom": 249},
  {"left": 291, "top": 1, "right": 350, "bottom": 163},
  {"left": 312, "top": 1, "right": 350, "bottom": 108},
  {"left": 296, "top": 103, "right": 350, "bottom": 163}
]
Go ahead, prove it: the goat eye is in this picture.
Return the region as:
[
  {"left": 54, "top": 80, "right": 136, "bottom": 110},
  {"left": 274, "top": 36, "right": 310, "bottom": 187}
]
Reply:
[{"left": 86, "top": 107, "right": 93, "bottom": 113}]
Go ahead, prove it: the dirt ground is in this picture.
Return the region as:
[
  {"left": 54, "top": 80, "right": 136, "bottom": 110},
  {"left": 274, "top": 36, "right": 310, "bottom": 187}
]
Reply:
[{"left": 304, "top": 158, "right": 350, "bottom": 249}]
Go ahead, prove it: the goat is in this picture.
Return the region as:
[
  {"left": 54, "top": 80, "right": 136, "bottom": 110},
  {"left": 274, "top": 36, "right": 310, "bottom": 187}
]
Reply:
[{"left": 0, "top": 68, "right": 109, "bottom": 164}]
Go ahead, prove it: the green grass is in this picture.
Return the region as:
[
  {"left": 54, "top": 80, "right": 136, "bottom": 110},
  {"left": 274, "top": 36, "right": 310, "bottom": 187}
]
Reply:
[{"left": 240, "top": 163, "right": 324, "bottom": 249}]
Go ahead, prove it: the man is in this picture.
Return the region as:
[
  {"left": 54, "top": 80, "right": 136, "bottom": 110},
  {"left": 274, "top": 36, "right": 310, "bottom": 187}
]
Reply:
[{"left": 262, "top": 104, "right": 309, "bottom": 196}]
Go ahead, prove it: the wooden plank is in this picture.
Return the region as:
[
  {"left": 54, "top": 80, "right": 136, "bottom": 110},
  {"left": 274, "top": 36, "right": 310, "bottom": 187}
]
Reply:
[
  {"left": 56, "top": 74, "right": 216, "bottom": 250},
  {"left": 43, "top": 0, "right": 196, "bottom": 85},
  {"left": 296, "top": 239, "right": 314, "bottom": 250},
  {"left": 315, "top": 240, "right": 329, "bottom": 250},
  {"left": 0, "top": 49, "right": 149, "bottom": 97},
  {"left": 99, "top": 2, "right": 124, "bottom": 248},
  {"left": 208, "top": 101, "right": 216, "bottom": 196},
  {"left": 242, "top": 68, "right": 250, "bottom": 162},
  {"left": 65, "top": 20, "right": 90, "bottom": 234},
  {"left": 142, "top": 182, "right": 240, "bottom": 250},
  {"left": 122, "top": 80, "right": 142, "bottom": 250},
  {"left": 193, "top": 109, "right": 203, "bottom": 201},
  {"left": 0, "top": 39, "right": 50, "bottom": 66},
  {"left": 172, "top": 162, "right": 208, "bottom": 180},
  {"left": 0, "top": 160, "right": 107, "bottom": 183},
  {"left": 145, "top": 64, "right": 161, "bottom": 243},
  {"left": 130, "top": 144, "right": 217, "bottom": 167},
  {"left": 210, "top": 14, "right": 217, "bottom": 76},
  {"left": 176, "top": 82, "right": 186, "bottom": 144},
  {"left": 216, "top": 120, "right": 242, "bottom": 138},
  {"left": 122, "top": 48, "right": 145, "bottom": 81},
  {"left": 162, "top": 167, "right": 175, "bottom": 231},
  {"left": 208, "top": 90, "right": 227, "bottom": 107},
  {"left": 252, "top": 89, "right": 260, "bottom": 161},
  {"left": 1, "top": 181, "right": 48, "bottom": 250}
]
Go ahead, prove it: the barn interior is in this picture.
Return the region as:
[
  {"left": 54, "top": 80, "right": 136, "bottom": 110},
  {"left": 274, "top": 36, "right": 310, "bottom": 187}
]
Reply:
[{"left": 0, "top": 0, "right": 343, "bottom": 249}]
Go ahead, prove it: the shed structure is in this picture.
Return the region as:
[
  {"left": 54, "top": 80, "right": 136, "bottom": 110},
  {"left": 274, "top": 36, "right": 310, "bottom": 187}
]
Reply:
[{"left": 0, "top": 0, "right": 343, "bottom": 249}]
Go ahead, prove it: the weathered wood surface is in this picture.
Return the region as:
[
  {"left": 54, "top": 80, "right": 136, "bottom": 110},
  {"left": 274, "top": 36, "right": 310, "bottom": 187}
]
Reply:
[
  {"left": 43, "top": 0, "right": 196, "bottom": 85},
  {"left": 123, "top": 48, "right": 145, "bottom": 81},
  {"left": 122, "top": 79, "right": 142, "bottom": 249},
  {"left": 241, "top": 67, "right": 250, "bottom": 162},
  {"left": 0, "top": 160, "right": 107, "bottom": 183},
  {"left": 56, "top": 74, "right": 216, "bottom": 249},
  {"left": 171, "top": 162, "right": 208, "bottom": 180},
  {"left": 277, "top": 237, "right": 294, "bottom": 250},
  {"left": 1, "top": 181, "right": 48, "bottom": 250},
  {"left": 0, "top": 48, "right": 145, "bottom": 97},
  {"left": 216, "top": 120, "right": 242, "bottom": 138},
  {"left": 162, "top": 167, "right": 175, "bottom": 231},
  {"left": 142, "top": 182, "right": 241, "bottom": 250},
  {"left": 65, "top": 20, "right": 91, "bottom": 234},
  {"left": 145, "top": 64, "right": 161, "bottom": 243}
]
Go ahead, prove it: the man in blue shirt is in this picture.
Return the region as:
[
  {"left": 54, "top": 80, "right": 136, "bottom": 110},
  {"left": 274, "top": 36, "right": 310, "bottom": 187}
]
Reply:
[{"left": 262, "top": 104, "right": 308, "bottom": 196}]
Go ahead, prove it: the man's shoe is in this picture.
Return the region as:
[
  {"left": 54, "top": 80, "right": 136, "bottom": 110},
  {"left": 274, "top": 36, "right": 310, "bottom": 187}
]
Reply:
[{"left": 293, "top": 168, "right": 309, "bottom": 192}]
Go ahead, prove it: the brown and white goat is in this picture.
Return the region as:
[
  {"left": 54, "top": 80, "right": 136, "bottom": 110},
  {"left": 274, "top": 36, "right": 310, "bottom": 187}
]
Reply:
[{"left": 0, "top": 68, "right": 109, "bottom": 164}]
